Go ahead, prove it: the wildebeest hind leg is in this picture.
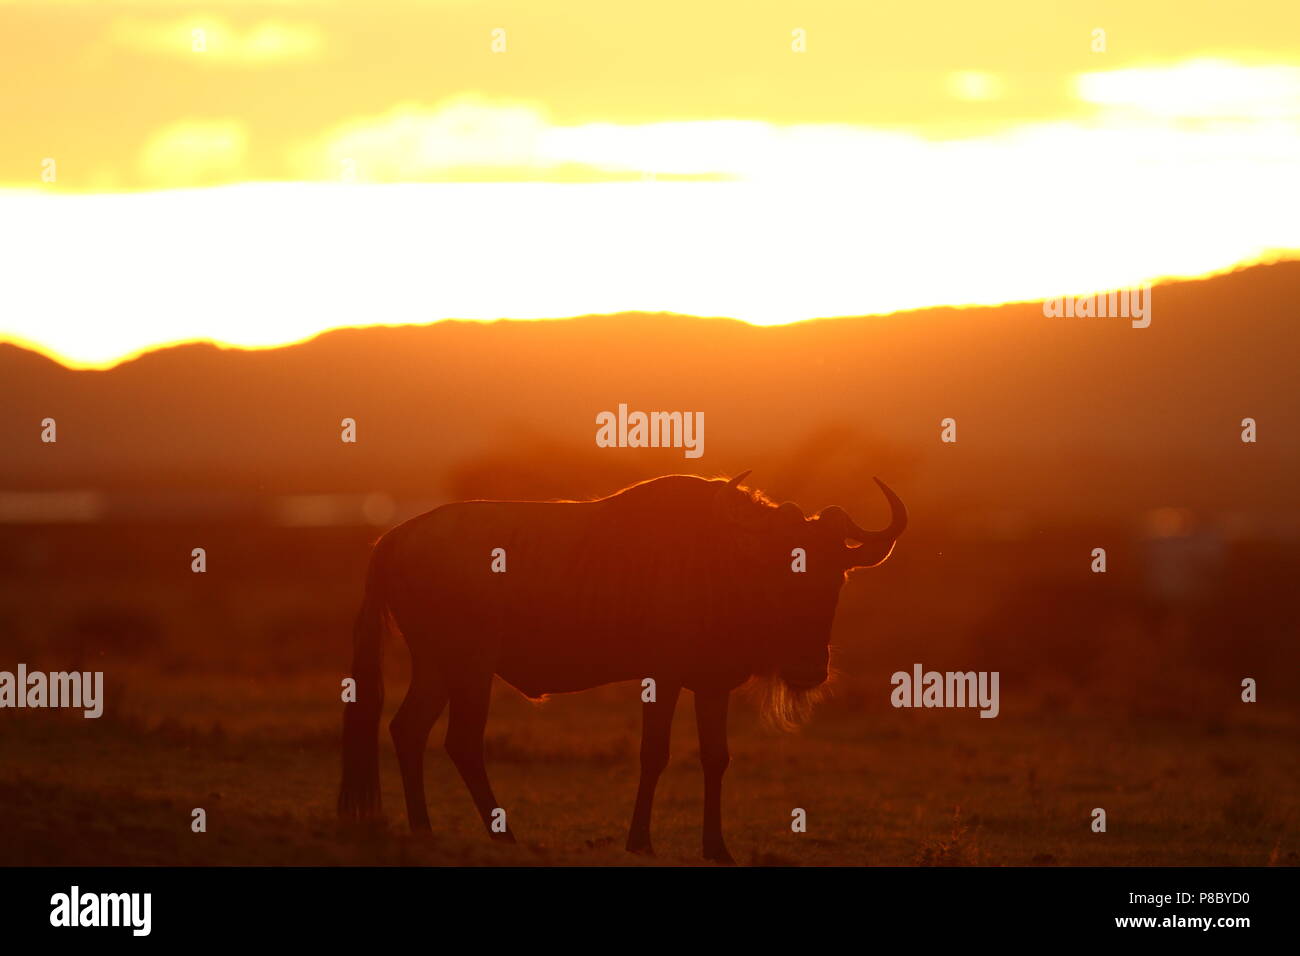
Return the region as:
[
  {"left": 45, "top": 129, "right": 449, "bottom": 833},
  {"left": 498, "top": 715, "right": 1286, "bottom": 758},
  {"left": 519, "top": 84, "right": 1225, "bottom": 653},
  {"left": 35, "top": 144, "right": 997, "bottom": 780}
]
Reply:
[
  {"left": 626, "top": 680, "right": 680, "bottom": 855},
  {"left": 389, "top": 651, "right": 448, "bottom": 832},
  {"left": 445, "top": 670, "right": 516, "bottom": 843}
]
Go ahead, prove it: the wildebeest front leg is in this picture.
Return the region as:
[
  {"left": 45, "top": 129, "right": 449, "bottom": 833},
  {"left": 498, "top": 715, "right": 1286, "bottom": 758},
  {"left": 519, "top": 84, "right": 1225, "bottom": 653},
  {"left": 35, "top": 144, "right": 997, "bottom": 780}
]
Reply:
[
  {"left": 626, "top": 680, "right": 680, "bottom": 855},
  {"left": 694, "top": 689, "right": 734, "bottom": 864}
]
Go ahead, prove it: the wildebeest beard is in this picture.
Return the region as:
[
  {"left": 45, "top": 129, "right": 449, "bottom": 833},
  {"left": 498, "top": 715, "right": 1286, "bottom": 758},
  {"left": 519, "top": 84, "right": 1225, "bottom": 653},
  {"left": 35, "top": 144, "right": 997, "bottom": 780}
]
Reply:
[
  {"left": 746, "top": 670, "right": 832, "bottom": 732},
  {"left": 710, "top": 520, "right": 840, "bottom": 731}
]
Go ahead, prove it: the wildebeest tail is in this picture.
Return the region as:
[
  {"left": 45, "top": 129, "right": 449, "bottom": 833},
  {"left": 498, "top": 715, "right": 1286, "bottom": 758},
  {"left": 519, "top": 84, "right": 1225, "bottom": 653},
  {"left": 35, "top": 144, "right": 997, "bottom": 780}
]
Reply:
[{"left": 338, "top": 532, "right": 394, "bottom": 819}]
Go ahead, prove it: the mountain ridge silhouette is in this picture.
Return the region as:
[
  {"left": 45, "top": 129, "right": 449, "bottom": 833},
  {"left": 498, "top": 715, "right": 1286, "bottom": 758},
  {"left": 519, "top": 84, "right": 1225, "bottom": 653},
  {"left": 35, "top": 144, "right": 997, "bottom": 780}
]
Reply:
[{"left": 2, "top": 261, "right": 1296, "bottom": 527}]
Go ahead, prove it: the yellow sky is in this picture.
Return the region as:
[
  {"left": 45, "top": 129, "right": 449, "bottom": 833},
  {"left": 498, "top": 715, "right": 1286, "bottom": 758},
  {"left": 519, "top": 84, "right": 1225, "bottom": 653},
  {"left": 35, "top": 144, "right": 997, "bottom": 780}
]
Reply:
[{"left": 2, "top": 1, "right": 1299, "bottom": 366}]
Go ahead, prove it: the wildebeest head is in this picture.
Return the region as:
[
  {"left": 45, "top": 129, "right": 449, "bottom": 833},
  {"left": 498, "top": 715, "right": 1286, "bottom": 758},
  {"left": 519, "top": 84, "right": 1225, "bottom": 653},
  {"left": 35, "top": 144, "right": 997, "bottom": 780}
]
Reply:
[{"left": 712, "top": 470, "right": 907, "bottom": 697}]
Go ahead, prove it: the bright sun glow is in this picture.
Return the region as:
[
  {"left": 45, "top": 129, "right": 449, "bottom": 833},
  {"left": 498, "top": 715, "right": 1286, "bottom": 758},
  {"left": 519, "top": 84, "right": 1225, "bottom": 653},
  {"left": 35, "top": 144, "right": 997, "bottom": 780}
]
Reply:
[{"left": 3, "top": 59, "right": 1300, "bottom": 368}]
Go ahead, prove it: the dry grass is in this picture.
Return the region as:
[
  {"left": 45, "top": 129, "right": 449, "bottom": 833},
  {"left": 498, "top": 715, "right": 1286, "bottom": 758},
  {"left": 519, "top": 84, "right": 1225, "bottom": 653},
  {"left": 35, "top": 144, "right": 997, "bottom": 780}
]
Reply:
[
  {"left": 2, "top": 526, "right": 1296, "bottom": 866},
  {"left": 1, "top": 662, "right": 1296, "bottom": 867}
]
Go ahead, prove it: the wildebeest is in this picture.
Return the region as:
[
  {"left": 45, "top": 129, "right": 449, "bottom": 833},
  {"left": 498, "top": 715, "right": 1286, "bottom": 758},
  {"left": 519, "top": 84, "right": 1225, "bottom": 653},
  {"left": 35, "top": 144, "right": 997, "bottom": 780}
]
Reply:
[{"left": 338, "top": 471, "right": 906, "bottom": 862}]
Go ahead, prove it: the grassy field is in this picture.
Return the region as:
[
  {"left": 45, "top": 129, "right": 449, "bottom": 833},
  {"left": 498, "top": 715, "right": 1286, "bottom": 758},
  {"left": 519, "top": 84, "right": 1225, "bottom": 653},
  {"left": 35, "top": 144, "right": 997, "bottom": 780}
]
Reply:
[
  {"left": 2, "top": 664, "right": 1296, "bottom": 867},
  {"left": 2, "top": 525, "right": 1296, "bottom": 866}
]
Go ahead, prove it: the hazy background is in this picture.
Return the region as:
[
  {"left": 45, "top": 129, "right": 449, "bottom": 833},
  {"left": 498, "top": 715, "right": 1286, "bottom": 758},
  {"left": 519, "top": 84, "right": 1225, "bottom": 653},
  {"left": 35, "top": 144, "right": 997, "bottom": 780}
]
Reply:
[{"left": 0, "top": 263, "right": 1297, "bottom": 865}]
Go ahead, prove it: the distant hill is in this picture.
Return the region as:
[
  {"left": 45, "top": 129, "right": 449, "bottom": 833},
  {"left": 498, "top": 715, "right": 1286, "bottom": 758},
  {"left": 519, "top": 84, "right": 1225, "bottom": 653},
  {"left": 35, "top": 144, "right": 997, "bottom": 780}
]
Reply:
[{"left": 2, "top": 261, "right": 1298, "bottom": 532}]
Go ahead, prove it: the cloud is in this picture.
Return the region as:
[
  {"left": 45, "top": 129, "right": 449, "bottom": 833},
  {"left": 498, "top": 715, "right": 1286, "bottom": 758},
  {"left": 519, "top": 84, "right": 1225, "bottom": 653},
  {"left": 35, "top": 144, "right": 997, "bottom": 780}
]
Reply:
[
  {"left": 293, "top": 97, "right": 553, "bottom": 181},
  {"left": 289, "top": 62, "right": 1300, "bottom": 188},
  {"left": 138, "top": 120, "right": 249, "bottom": 187},
  {"left": 108, "top": 17, "right": 324, "bottom": 64},
  {"left": 1078, "top": 59, "right": 1300, "bottom": 119},
  {"left": 290, "top": 95, "right": 864, "bottom": 183}
]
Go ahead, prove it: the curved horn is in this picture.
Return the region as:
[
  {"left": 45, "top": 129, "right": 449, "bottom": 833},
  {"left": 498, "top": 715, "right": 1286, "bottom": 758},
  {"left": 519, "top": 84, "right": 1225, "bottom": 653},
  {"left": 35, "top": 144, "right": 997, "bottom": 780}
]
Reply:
[
  {"left": 865, "top": 477, "right": 908, "bottom": 541},
  {"left": 829, "top": 478, "right": 908, "bottom": 568}
]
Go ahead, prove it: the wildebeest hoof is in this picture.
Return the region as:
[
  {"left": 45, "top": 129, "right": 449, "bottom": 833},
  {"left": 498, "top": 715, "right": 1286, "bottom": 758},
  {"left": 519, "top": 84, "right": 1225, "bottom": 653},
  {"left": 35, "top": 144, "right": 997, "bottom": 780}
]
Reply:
[{"left": 704, "top": 846, "right": 736, "bottom": 865}]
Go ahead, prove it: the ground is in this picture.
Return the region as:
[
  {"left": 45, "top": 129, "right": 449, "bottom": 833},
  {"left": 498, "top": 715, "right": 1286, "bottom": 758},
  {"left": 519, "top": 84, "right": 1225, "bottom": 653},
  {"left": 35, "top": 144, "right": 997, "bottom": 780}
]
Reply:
[{"left": 2, "top": 667, "right": 1295, "bottom": 866}]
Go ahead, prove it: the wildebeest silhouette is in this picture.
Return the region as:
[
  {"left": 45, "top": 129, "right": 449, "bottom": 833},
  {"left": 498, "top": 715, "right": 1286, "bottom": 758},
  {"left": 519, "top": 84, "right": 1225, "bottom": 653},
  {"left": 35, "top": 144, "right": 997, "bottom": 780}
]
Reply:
[{"left": 338, "top": 471, "right": 906, "bottom": 862}]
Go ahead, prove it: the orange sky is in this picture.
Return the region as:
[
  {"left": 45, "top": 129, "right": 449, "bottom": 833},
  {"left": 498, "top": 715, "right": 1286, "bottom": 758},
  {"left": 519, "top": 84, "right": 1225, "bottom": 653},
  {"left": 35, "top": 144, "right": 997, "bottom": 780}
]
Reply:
[{"left": 2, "top": 0, "right": 1299, "bottom": 366}]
